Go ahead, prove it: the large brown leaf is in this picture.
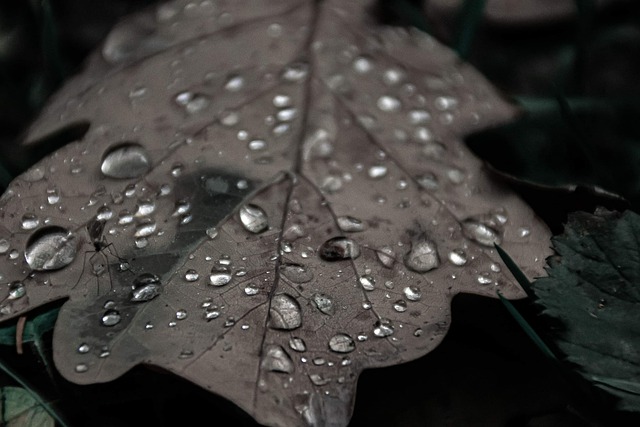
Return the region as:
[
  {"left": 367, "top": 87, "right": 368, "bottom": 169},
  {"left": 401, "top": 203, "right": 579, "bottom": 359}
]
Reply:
[{"left": 0, "top": 1, "right": 551, "bottom": 425}]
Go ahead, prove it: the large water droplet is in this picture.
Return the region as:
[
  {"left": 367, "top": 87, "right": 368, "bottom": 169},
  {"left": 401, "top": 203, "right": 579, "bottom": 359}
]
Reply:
[
  {"left": 404, "top": 239, "right": 439, "bottom": 273},
  {"left": 269, "top": 294, "right": 302, "bottom": 330},
  {"left": 328, "top": 333, "right": 355, "bottom": 353},
  {"left": 209, "top": 270, "right": 232, "bottom": 287},
  {"left": 318, "top": 237, "right": 360, "bottom": 261},
  {"left": 281, "top": 263, "right": 314, "bottom": 284},
  {"left": 337, "top": 216, "right": 366, "bottom": 232},
  {"left": 261, "top": 345, "right": 294, "bottom": 373},
  {"left": 461, "top": 219, "right": 502, "bottom": 247},
  {"left": 101, "top": 310, "right": 121, "bottom": 327},
  {"left": 25, "top": 227, "right": 78, "bottom": 271},
  {"left": 312, "top": 293, "right": 334, "bottom": 315},
  {"left": 239, "top": 204, "right": 268, "bottom": 233},
  {"left": 131, "top": 273, "right": 161, "bottom": 302},
  {"left": 101, "top": 143, "right": 151, "bottom": 179}
]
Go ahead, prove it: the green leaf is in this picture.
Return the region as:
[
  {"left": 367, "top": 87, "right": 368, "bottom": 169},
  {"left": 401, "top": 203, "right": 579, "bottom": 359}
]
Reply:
[
  {"left": 534, "top": 209, "right": 640, "bottom": 412},
  {"left": 0, "top": 308, "right": 59, "bottom": 347},
  {"left": 0, "top": 387, "right": 54, "bottom": 427}
]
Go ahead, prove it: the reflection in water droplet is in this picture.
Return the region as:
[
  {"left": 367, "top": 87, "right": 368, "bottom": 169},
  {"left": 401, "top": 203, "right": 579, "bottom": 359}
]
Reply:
[
  {"left": 462, "top": 219, "right": 502, "bottom": 247},
  {"left": 318, "top": 237, "right": 360, "bottom": 261},
  {"left": 337, "top": 216, "right": 366, "bottom": 232},
  {"left": 404, "top": 239, "right": 439, "bottom": 273},
  {"left": 101, "top": 310, "right": 121, "bottom": 327},
  {"left": 376, "top": 246, "right": 396, "bottom": 268},
  {"left": 359, "top": 275, "right": 375, "bottom": 291},
  {"left": 373, "top": 319, "right": 394, "bottom": 337},
  {"left": 312, "top": 294, "right": 334, "bottom": 315},
  {"left": 261, "top": 345, "right": 294, "bottom": 373},
  {"left": 448, "top": 250, "right": 467, "bottom": 266},
  {"left": 209, "top": 271, "right": 232, "bottom": 287},
  {"left": 239, "top": 204, "right": 269, "bottom": 233},
  {"left": 289, "top": 337, "right": 307, "bottom": 352},
  {"left": 403, "top": 286, "right": 422, "bottom": 301},
  {"left": 25, "top": 227, "right": 78, "bottom": 271},
  {"left": 269, "top": 294, "right": 302, "bottom": 330},
  {"left": 131, "top": 273, "right": 161, "bottom": 302},
  {"left": 281, "top": 263, "right": 314, "bottom": 284},
  {"left": 8, "top": 282, "right": 25, "bottom": 300},
  {"left": 101, "top": 143, "right": 151, "bottom": 179}
]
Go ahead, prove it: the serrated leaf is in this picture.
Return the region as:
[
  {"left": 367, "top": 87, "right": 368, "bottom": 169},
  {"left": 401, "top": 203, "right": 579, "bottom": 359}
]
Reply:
[
  {"left": 0, "top": 1, "right": 551, "bottom": 425},
  {"left": 534, "top": 209, "right": 640, "bottom": 412}
]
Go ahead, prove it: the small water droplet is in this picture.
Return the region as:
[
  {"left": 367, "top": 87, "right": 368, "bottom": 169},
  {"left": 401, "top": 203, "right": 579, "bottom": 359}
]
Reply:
[
  {"left": 209, "top": 271, "right": 232, "bottom": 287},
  {"left": 101, "top": 310, "right": 121, "bottom": 327},
  {"left": 383, "top": 68, "right": 405, "bottom": 86},
  {"left": 47, "top": 188, "right": 60, "bottom": 205},
  {"left": 273, "top": 94, "right": 291, "bottom": 107},
  {"left": 404, "top": 239, "right": 439, "bottom": 273},
  {"left": 206, "top": 227, "right": 219, "bottom": 239},
  {"left": 243, "top": 283, "right": 260, "bottom": 296},
  {"left": 175, "top": 309, "right": 188, "bottom": 320},
  {"left": 282, "top": 63, "right": 308, "bottom": 82},
  {"left": 403, "top": 286, "right": 422, "bottom": 301},
  {"left": 309, "top": 374, "right": 331, "bottom": 386},
  {"left": 477, "top": 274, "right": 493, "bottom": 285},
  {"left": 248, "top": 139, "right": 266, "bottom": 151},
  {"left": 434, "top": 96, "right": 458, "bottom": 111},
  {"left": 131, "top": 273, "right": 161, "bottom": 302},
  {"left": 261, "top": 345, "right": 294, "bottom": 373},
  {"left": 224, "top": 74, "right": 245, "bottom": 92},
  {"left": 368, "top": 165, "right": 388, "bottom": 179},
  {"left": 8, "top": 282, "right": 25, "bottom": 300},
  {"left": 134, "top": 221, "right": 157, "bottom": 237},
  {"left": 448, "top": 250, "right": 467, "bottom": 266},
  {"left": 373, "top": 319, "right": 394, "bottom": 337},
  {"left": 289, "top": 337, "right": 306, "bottom": 352},
  {"left": 77, "top": 343, "right": 90, "bottom": 354},
  {"left": 277, "top": 108, "right": 298, "bottom": 122},
  {"left": 490, "top": 263, "right": 501, "bottom": 272},
  {"left": 0, "top": 239, "right": 9, "bottom": 254},
  {"left": 377, "top": 95, "right": 401, "bottom": 112},
  {"left": 280, "top": 263, "right": 314, "bottom": 283},
  {"left": 25, "top": 227, "right": 78, "bottom": 271},
  {"left": 312, "top": 294, "right": 334, "bottom": 315},
  {"left": 318, "top": 237, "right": 360, "bottom": 261},
  {"left": 184, "top": 270, "right": 199, "bottom": 282},
  {"left": 359, "top": 275, "right": 375, "bottom": 291},
  {"left": 101, "top": 143, "right": 151, "bottom": 179},
  {"left": 174, "top": 91, "right": 210, "bottom": 114},
  {"left": 239, "top": 204, "right": 269, "bottom": 233},
  {"left": 376, "top": 246, "right": 396, "bottom": 268},
  {"left": 462, "top": 219, "right": 502, "bottom": 247},
  {"left": 75, "top": 363, "right": 89, "bottom": 373},
  {"left": 408, "top": 109, "right": 430, "bottom": 124},
  {"left": 393, "top": 300, "right": 407, "bottom": 312},
  {"left": 204, "top": 308, "right": 220, "bottom": 320},
  {"left": 337, "top": 216, "right": 366, "bottom": 232},
  {"left": 518, "top": 227, "right": 531, "bottom": 238},
  {"left": 353, "top": 56, "right": 373, "bottom": 73},
  {"left": 269, "top": 294, "right": 302, "bottom": 330}
]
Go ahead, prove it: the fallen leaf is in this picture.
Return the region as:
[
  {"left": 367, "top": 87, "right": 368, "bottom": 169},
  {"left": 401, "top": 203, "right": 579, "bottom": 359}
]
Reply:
[
  {"left": 0, "top": 1, "right": 551, "bottom": 425},
  {"left": 534, "top": 209, "right": 640, "bottom": 412}
]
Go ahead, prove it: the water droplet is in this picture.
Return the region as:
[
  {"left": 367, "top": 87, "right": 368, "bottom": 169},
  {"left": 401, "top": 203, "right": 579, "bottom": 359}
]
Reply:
[
  {"left": 184, "top": 270, "right": 199, "bottom": 282},
  {"left": 377, "top": 95, "right": 401, "bottom": 112},
  {"left": 373, "top": 319, "right": 394, "bottom": 337},
  {"left": 273, "top": 94, "right": 291, "bottom": 107},
  {"left": 8, "top": 282, "right": 25, "bottom": 300},
  {"left": 448, "top": 250, "right": 467, "bottom": 266},
  {"left": 204, "top": 308, "right": 220, "bottom": 320},
  {"left": 368, "top": 165, "right": 388, "bottom": 179},
  {"left": 206, "top": 227, "right": 219, "bottom": 239},
  {"left": 224, "top": 75, "right": 245, "bottom": 92},
  {"left": 281, "top": 263, "right": 314, "bottom": 284},
  {"left": 277, "top": 108, "right": 298, "bottom": 122},
  {"left": 312, "top": 294, "right": 334, "bottom": 315},
  {"left": 269, "top": 294, "right": 302, "bottom": 330},
  {"left": 447, "top": 168, "right": 465, "bottom": 184},
  {"left": 248, "top": 139, "right": 266, "bottom": 151},
  {"left": 318, "top": 237, "right": 360, "bottom": 261},
  {"left": 518, "top": 227, "right": 531, "bottom": 238},
  {"left": 75, "top": 363, "right": 89, "bottom": 373},
  {"left": 261, "top": 345, "right": 294, "bottom": 373},
  {"left": 21, "top": 214, "right": 40, "bottom": 230},
  {"left": 0, "top": 239, "right": 9, "bottom": 254},
  {"left": 404, "top": 239, "right": 439, "bottom": 273},
  {"left": 408, "top": 109, "right": 430, "bottom": 124},
  {"left": 282, "top": 63, "right": 308, "bottom": 82},
  {"left": 47, "top": 188, "right": 60, "bottom": 205},
  {"left": 477, "top": 274, "right": 493, "bottom": 285},
  {"left": 336, "top": 216, "right": 366, "bottom": 233},
  {"left": 289, "top": 337, "right": 306, "bottom": 352},
  {"left": 25, "top": 227, "right": 78, "bottom": 271},
  {"left": 77, "top": 343, "right": 90, "bottom": 354},
  {"left": 134, "top": 221, "right": 157, "bottom": 237},
  {"left": 101, "top": 310, "right": 121, "bottom": 327},
  {"left": 490, "top": 263, "right": 501, "bottom": 272},
  {"left": 383, "top": 68, "right": 405, "bottom": 86},
  {"left": 309, "top": 374, "right": 331, "bottom": 386},
  {"left": 239, "top": 204, "right": 268, "bottom": 234},
  {"left": 175, "top": 309, "right": 188, "bottom": 320},
  {"left": 435, "top": 96, "right": 458, "bottom": 111},
  {"left": 417, "top": 174, "right": 438, "bottom": 190},
  {"left": 174, "top": 91, "right": 210, "bottom": 114},
  {"left": 376, "top": 246, "right": 396, "bottom": 268},
  {"left": 353, "top": 56, "right": 373, "bottom": 73},
  {"left": 403, "top": 286, "right": 422, "bottom": 301},
  {"left": 462, "top": 219, "right": 502, "bottom": 247},
  {"left": 393, "top": 300, "right": 407, "bottom": 312},
  {"left": 101, "top": 143, "right": 151, "bottom": 179},
  {"left": 209, "top": 271, "right": 232, "bottom": 287},
  {"left": 244, "top": 283, "right": 260, "bottom": 296},
  {"left": 359, "top": 275, "right": 375, "bottom": 291},
  {"left": 131, "top": 273, "right": 161, "bottom": 302}
]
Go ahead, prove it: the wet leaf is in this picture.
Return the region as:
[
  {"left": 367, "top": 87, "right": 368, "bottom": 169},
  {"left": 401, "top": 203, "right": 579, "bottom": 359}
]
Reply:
[
  {"left": 534, "top": 209, "right": 640, "bottom": 412},
  {"left": 0, "top": 387, "right": 55, "bottom": 427},
  {"left": 0, "top": 1, "right": 551, "bottom": 425}
]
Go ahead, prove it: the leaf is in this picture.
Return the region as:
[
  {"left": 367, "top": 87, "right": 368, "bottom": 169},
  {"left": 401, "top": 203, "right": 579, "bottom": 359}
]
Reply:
[
  {"left": 0, "top": 387, "right": 55, "bottom": 427},
  {"left": 0, "top": 308, "right": 59, "bottom": 346},
  {"left": 0, "top": 1, "right": 551, "bottom": 425},
  {"left": 534, "top": 209, "right": 640, "bottom": 412}
]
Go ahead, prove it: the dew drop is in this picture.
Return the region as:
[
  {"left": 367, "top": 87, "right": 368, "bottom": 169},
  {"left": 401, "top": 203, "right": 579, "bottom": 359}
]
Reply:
[
  {"left": 130, "top": 273, "right": 161, "bottom": 303},
  {"left": 477, "top": 274, "right": 493, "bottom": 285},
  {"left": 461, "top": 219, "right": 502, "bottom": 247},
  {"left": 377, "top": 95, "right": 401, "bottom": 112},
  {"left": 403, "top": 285, "right": 422, "bottom": 301},
  {"left": 373, "top": 319, "right": 394, "bottom": 337},
  {"left": 318, "top": 237, "right": 360, "bottom": 261},
  {"left": 25, "top": 227, "right": 78, "bottom": 271},
  {"left": 100, "top": 143, "right": 151, "bottom": 179},
  {"left": 312, "top": 293, "right": 334, "bottom": 315},
  {"left": 101, "top": 310, "right": 121, "bottom": 327},
  {"left": 184, "top": 270, "right": 199, "bottom": 282},
  {"left": 174, "top": 91, "right": 210, "bottom": 114},
  {"left": 8, "top": 282, "right": 25, "bottom": 300},
  {"left": 239, "top": 204, "right": 269, "bottom": 234},
  {"left": 404, "top": 239, "right": 439, "bottom": 273},
  {"left": 376, "top": 246, "right": 396, "bottom": 268},
  {"left": 368, "top": 165, "right": 388, "bottom": 179},
  {"left": 224, "top": 75, "right": 245, "bottom": 92},
  {"left": 77, "top": 343, "right": 90, "bottom": 354},
  {"left": 393, "top": 300, "right": 407, "bottom": 312},
  {"left": 281, "top": 263, "right": 314, "bottom": 284},
  {"left": 282, "top": 63, "right": 309, "bottom": 82},
  {"left": 75, "top": 363, "right": 89, "bottom": 373},
  {"left": 175, "top": 309, "right": 188, "bottom": 320},
  {"left": 244, "top": 283, "right": 260, "bottom": 296},
  {"left": 359, "top": 275, "right": 375, "bottom": 291},
  {"left": 269, "top": 294, "right": 302, "bottom": 330},
  {"left": 289, "top": 337, "right": 307, "bottom": 352},
  {"left": 328, "top": 333, "right": 355, "bottom": 353},
  {"left": 209, "top": 271, "right": 232, "bottom": 287},
  {"left": 21, "top": 214, "right": 40, "bottom": 230},
  {"left": 261, "top": 345, "right": 294, "bottom": 373}
]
